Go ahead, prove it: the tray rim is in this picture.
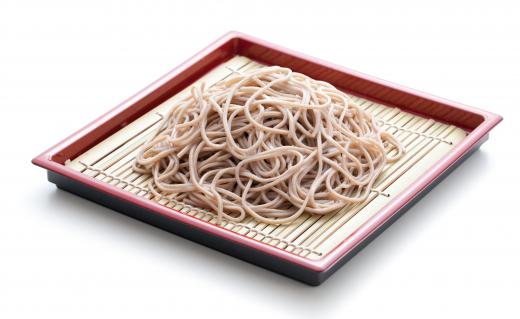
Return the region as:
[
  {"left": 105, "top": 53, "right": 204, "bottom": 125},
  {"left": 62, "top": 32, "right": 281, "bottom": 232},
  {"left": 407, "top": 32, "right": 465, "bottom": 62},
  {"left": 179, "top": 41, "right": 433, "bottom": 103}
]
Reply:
[{"left": 32, "top": 31, "right": 502, "bottom": 273}]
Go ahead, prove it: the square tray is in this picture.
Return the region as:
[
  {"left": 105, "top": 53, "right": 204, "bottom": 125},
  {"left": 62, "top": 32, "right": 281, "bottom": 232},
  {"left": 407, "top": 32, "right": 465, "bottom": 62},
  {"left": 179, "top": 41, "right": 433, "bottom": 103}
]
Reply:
[{"left": 32, "top": 32, "right": 502, "bottom": 285}]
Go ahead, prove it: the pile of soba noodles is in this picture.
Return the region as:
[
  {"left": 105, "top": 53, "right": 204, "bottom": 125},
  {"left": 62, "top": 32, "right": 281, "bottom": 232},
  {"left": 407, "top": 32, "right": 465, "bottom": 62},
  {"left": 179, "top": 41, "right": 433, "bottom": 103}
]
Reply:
[{"left": 133, "top": 66, "right": 403, "bottom": 224}]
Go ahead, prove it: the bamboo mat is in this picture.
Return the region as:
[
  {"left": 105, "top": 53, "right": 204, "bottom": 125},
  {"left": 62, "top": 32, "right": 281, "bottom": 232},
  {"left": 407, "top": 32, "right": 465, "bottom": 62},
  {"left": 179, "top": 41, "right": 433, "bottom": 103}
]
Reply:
[{"left": 66, "top": 56, "right": 467, "bottom": 260}]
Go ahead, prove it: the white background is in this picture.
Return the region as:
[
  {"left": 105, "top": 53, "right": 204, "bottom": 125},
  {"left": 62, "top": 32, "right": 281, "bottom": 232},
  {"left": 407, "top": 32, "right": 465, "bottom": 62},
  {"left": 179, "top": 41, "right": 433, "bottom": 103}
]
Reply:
[{"left": 1, "top": 1, "right": 519, "bottom": 318}]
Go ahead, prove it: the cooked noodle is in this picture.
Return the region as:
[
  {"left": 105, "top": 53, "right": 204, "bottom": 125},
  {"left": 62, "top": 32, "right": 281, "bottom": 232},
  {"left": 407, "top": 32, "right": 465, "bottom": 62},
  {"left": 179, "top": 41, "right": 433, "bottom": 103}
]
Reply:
[{"left": 133, "top": 66, "right": 403, "bottom": 224}]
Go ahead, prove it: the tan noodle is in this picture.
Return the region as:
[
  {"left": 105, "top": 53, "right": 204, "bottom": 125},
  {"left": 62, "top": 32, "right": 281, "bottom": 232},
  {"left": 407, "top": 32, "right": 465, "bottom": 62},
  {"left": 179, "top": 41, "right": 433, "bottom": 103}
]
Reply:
[{"left": 133, "top": 66, "right": 403, "bottom": 224}]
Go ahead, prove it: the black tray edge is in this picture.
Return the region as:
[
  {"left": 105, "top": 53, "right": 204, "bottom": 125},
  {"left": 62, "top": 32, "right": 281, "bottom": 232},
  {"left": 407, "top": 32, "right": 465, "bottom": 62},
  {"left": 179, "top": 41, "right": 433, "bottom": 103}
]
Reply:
[{"left": 44, "top": 135, "right": 489, "bottom": 286}]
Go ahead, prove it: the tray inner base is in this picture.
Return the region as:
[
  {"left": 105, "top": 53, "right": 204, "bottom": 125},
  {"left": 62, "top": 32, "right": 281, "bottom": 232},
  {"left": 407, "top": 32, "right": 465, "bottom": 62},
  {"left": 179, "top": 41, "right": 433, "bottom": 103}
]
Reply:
[{"left": 66, "top": 56, "right": 467, "bottom": 260}]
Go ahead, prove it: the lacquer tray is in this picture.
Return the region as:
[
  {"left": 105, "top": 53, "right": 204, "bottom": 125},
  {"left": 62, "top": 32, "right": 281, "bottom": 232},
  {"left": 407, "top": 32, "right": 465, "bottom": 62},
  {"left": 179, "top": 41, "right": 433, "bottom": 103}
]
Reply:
[{"left": 32, "top": 32, "right": 502, "bottom": 285}]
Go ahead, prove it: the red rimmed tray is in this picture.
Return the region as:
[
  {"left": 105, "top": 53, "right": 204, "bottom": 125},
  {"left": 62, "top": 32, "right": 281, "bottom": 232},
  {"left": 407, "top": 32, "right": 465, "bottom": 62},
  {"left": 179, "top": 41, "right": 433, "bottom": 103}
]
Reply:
[{"left": 32, "top": 32, "right": 502, "bottom": 285}]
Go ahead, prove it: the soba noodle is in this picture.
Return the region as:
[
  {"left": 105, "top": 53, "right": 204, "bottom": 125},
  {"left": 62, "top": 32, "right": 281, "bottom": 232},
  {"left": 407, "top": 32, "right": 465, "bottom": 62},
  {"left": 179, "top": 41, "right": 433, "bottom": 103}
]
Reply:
[{"left": 133, "top": 66, "right": 403, "bottom": 224}]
